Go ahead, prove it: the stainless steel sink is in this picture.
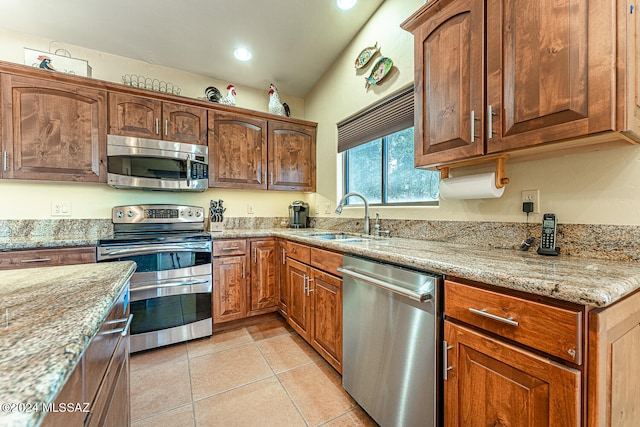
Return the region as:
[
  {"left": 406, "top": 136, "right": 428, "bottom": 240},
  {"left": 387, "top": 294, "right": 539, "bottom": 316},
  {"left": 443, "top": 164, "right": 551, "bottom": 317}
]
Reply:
[{"left": 306, "top": 232, "right": 368, "bottom": 242}]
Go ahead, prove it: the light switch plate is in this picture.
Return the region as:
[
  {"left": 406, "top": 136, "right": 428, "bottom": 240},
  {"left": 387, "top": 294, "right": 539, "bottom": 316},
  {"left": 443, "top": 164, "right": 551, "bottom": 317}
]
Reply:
[{"left": 52, "top": 201, "right": 72, "bottom": 216}]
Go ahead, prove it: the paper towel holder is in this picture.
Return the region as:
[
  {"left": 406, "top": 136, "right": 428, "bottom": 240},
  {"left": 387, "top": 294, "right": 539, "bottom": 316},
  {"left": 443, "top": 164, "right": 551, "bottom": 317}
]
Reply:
[{"left": 438, "top": 155, "right": 510, "bottom": 189}]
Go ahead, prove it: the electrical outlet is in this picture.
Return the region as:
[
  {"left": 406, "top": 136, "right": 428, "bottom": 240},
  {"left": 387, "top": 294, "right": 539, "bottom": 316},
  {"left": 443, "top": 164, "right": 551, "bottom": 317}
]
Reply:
[
  {"left": 247, "top": 203, "right": 254, "bottom": 215},
  {"left": 324, "top": 202, "right": 331, "bottom": 214},
  {"left": 52, "top": 201, "right": 72, "bottom": 217},
  {"left": 521, "top": 190, "right": 540, "bottom": 214}
]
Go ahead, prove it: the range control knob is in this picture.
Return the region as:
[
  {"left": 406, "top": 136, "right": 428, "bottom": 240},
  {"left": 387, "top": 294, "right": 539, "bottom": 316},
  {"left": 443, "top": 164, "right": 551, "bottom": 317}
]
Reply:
[
  {"left": 116, "top": 211, "right": 124, "bottom": 219},
  {"left": 127, "top": 210, "right": 134, "bottom": 218},
  {"left": 187, "top": 210, "right": 193, "bottom": 217},
  {"left": 195, "top": 210, "right": 202, "bottom": 217}
]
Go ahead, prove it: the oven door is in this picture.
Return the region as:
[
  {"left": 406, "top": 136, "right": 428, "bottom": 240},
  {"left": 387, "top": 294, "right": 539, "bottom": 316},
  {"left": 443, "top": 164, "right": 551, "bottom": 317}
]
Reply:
[
  {"left": 129, "top": 276, "right": 212, "bottom": 353},
  {"left": 97, "top": 241, "right": 212, "bottom": 284}
]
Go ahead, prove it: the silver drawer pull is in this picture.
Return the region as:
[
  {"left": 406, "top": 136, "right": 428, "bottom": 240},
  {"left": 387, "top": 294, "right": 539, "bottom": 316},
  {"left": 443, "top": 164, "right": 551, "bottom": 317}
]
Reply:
[
  {"left": 20, "top": 258, "right": 52, "bottom": 263},
  {"left": 222, "top": 246, "right": 240, "bottom": 251},
  {"left": 468, "top": 307, "right": 519, "bottom": 327},
  {"left": 100, "top": 314, "right": 134, "bottom": 336}
]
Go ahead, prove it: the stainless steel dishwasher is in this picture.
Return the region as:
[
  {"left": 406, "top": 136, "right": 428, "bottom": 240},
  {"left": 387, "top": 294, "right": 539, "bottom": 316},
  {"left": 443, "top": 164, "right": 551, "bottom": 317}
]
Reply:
[{"left": 339, "top": 255, "right": 441, "bottom": 427}]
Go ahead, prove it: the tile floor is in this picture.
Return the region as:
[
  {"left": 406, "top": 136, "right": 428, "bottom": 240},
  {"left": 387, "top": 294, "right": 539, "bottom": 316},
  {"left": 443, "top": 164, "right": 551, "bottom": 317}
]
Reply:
[{"left": 130, "top": 316, "right": 378, "bottom": 427}]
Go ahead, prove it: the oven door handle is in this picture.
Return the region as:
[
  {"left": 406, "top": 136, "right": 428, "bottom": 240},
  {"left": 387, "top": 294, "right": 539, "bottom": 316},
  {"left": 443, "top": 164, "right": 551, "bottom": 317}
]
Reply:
[
  {"left": 132, "top": 279, "right": 211, "bottom": 292},
  {"left": 99, "top": 243, "right": 211, "bottom": 257}
]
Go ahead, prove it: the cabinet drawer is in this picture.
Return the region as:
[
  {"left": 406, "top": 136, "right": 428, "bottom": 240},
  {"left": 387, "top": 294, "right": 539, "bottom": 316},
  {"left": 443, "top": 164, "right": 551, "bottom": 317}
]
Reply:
[
  {"left": 0, "top": 246, "right": 96, "bottom": 270},
  {"left": 445, "top": 280, "right": 582, "bottom": 364},
  {"left": 212, "top": 239, "right": 247, "bottom": 257},
  {"left": 285, "top": 241, "right": 311, "bottom": 264},
  {"left": 310, "top": 247, "right": 342, "bottom": 277}
]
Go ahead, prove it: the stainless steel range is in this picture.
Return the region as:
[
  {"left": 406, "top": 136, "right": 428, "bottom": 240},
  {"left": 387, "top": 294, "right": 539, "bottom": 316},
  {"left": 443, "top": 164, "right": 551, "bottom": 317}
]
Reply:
[{"left": 97, "top": 204, "right": 212, "bottom": 353}]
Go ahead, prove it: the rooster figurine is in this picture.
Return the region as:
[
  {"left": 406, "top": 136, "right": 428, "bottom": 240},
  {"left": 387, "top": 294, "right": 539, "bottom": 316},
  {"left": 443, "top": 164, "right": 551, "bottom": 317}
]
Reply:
[
  {"left": 268, "top": 84, "right": 290, "bottom": 117},
  {"left": 219, "top": 84, "right": 237, "bottom": 106}
]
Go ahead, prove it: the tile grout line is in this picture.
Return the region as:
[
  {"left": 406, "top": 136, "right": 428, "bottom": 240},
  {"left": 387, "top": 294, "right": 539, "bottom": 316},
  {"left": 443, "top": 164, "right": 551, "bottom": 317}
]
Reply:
[{"left": 185, "top": 341, "right": 197, "bottom": 427}]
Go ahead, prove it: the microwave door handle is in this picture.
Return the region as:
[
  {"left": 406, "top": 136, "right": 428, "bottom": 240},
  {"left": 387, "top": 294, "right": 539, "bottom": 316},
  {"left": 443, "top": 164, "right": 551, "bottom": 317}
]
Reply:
[{"left": 186, "top": 155, "right": 192, "bottom": 188}]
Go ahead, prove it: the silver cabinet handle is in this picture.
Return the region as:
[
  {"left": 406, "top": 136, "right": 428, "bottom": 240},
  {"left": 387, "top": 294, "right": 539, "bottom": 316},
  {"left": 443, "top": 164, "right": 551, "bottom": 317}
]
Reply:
[
  {"left": 468, "top": 307, "right": 519, "bottom": 327},
  {"left": 253, "top": 247, "right": 257, "bottom": 263},
  {"left": 281, "top": 248, "right": 286, "bottom": 265},
  {"left": 270, "top": 171, "right": 274, "bottom": 185},
  {"left": 242, "top": 262, "right": 246, "bottom": 278},
  {"left": 470, "top": 110, "right": 475, "bottom": 143},
  {"left": 132, "top": 279, "right": 210, "bottom": 292},
  {"left": 307, "top": 276, "right": 314, "bottom": 296},
  {"left": 155, "top": 118, "right": 159, "bottom": 135},
  {"left": 20, "top": 258, "right": 52, "bottom": 263},
  {"left": 443, "top": 340, "right": 453, "bottom": 380},
  {"left": 100, "top": 314, "right": 133, "bottom": 336},
  {"left": 164, "top": 119, "right": 169, "bottom": 136},
  {"left": 487, "top": 105, "right": 497, "bottom": 139},
  {"left": 3, "top": 151, "right": 7, "bottom": 171},
  {"left": 222, "top": 246, "right": 240, "bottom": 251}
]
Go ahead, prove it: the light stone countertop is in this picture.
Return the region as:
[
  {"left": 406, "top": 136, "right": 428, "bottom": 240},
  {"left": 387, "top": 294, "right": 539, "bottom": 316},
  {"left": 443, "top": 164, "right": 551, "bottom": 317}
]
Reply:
[
  {"left": 0, "top": 261, "right": 136, "bottom": 427},
  {"left": 212, "top": 228, "right": 640, "bottom": 307}
]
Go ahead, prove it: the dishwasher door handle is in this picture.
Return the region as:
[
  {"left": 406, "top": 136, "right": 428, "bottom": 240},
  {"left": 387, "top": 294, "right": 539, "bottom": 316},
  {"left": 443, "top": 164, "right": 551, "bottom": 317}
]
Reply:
[{"left": 337, "top": 267, "right": 432, "bottom": 302}]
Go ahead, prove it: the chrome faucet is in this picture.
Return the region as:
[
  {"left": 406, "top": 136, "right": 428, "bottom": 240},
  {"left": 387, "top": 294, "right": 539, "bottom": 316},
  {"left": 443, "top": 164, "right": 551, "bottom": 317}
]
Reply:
[{"left": 335, "top": 192, "right": 370, "bottom": 235}]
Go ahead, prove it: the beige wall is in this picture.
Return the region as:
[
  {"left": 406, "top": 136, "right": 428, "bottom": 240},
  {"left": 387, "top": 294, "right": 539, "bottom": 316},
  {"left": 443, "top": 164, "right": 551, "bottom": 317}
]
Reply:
[
  {"left": 305, "top": 0, "right": 640, "bottom": 226},
  {"left": 0, "top": 27, "right": 306, "bottom": 220}
]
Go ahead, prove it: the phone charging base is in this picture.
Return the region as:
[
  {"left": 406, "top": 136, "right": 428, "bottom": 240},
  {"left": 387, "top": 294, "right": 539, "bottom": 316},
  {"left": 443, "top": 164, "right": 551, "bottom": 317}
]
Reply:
[{"left": 537, "top": 247, "right": 560, "bottom": 256}]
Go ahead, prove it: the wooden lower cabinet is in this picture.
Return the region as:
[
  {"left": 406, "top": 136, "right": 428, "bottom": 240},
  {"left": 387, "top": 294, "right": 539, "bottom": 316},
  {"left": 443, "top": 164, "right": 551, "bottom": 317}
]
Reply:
[
  {"left": 286, "top": 244, "right": 343, "bottom": 373},
  {"left": 249, "top": 239, "right": 278, "bottom": 315},
  {"left": 212, "top": 254, "right": 248, "bottom": 323},
  {"left": 212, "top": 238, "right": 279, "bottom": 324},
  {"left": 0, "top": 246, "right": 96, "bottom": 270},
  {"left": 443, "top": 320, "right": 581, "bottom": 427},
  {"left": 588, "top": 287, "right": 640, "bottom": 426}
]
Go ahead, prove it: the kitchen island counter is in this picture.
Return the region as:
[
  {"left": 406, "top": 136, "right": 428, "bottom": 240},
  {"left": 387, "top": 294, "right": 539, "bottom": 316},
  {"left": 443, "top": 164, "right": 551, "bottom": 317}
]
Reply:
[
  {"left": 0, "top": 261, "right": 136, "bottom": 427},
  {"left": 211, "top": 229, "right": 640, "bottom": 308}
]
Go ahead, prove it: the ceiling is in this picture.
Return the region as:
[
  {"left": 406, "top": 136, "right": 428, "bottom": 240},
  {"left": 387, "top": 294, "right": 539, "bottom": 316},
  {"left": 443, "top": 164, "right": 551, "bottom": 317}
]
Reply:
[{"left": 0, "top": 0, "right": 385, "bottom": 97}]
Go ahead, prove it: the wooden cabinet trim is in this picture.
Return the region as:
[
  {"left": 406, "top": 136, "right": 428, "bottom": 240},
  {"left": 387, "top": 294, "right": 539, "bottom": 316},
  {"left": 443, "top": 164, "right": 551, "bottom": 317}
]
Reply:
[
  {"left": 310, "top": 247, "right": 342, "bottom": 277},
  {"left": 212, "top": 239, "right": 247, "bottom": 257},
  {"left": 0, "top": 246, "right": 96, "bottom": 270},
  {"left": 285, "top": 241, "right": 311, "bottom": 264}
]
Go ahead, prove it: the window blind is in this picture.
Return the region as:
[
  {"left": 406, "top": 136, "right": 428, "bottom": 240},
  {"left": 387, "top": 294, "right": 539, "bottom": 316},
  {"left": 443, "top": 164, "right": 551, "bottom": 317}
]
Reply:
[{"left": 337, "top": 86, "right": 414, "bottom": 153}]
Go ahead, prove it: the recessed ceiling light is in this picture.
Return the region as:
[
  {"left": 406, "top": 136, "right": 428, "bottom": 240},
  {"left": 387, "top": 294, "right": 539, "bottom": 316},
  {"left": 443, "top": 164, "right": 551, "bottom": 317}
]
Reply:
[
  {"left": 233, "top": 47, "right": 252, "bottom": 61},
  {"left": 337, "top": 0, "right": 357, "bottom": 10}
]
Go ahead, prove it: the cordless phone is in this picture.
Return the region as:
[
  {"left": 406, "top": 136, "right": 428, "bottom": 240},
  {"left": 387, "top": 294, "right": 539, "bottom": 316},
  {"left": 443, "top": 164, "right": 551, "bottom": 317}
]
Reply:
[{"left": 537, "top": 213, "right": 560, "bottom": 256}]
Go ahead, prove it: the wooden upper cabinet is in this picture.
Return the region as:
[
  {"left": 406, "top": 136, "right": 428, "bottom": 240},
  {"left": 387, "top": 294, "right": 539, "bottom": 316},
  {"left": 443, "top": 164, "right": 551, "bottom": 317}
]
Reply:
[
  {"left": 108, "top": 93, "right": 206, "bottom": 144},
  {"left": 208, "top": 111, "right": 267, "bottom": 189},
  {"left": 162, "top": 101, "right": 207, "bottom": 144},
  {"left": 485, "top": 0, "right": 616, "bottom": 153},
  {"left": 403, "top": 0, "right": 633, "bottom": 167},
  {"left": 1, "top": 74, "right": 107, "bottom": 182},
  {"left": 411, "top": 0, "right": 485, "bottom": 166},
  {"left": 268, "top": 121, "right": 316, "bottom": 191}
]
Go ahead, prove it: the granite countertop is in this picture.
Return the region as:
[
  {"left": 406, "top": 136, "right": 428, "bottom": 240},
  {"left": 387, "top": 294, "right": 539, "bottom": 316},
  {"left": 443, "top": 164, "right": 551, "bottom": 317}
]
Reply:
[
  {"left": 0, "top": 261, "right": 136, "bottom": 427},
  {"left": 210, "top": 228, "right": 640, "bottom": 308}
]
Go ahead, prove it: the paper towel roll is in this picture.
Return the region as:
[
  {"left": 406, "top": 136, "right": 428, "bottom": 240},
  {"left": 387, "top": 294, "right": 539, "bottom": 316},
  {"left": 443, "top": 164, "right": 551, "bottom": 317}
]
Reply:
[{"left": 439, "top": 172, "right": 505, "bottom": 200}]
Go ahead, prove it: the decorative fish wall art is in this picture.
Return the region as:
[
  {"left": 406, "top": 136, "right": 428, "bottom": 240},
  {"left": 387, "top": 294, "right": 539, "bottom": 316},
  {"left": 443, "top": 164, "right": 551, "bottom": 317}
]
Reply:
[
  {"left": 365, "top": 57, "right": 393, "bottom": 88},
  {"left": 354, "top": 42, "right": 380, "bottom": 69}
]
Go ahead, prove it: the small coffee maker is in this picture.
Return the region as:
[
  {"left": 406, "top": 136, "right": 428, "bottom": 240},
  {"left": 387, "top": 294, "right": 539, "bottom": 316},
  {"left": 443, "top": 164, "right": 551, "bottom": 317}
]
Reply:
[{"left": 288, "top": 201, "right": 309, "bottom": 228}]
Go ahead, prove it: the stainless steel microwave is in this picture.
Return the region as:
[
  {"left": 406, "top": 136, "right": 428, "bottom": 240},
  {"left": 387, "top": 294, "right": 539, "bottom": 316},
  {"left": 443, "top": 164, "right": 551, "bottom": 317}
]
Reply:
[{"left": 107, "top": 135, "right": 208, "bottom": 192}]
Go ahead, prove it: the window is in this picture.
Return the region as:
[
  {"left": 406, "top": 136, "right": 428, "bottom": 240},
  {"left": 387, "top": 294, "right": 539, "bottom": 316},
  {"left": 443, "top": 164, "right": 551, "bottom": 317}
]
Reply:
[
  {"left": 337, "top": 86, "right": 439, "bottom": 206},
  {"left": 344, "top": 127, "right": 439, "bottom": 205}
]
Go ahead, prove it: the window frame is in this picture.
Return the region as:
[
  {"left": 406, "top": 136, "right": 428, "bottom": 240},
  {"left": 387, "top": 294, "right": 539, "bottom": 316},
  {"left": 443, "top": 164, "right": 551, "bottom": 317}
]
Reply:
[{"left": 342, "top": 130, "right": 439, "bottom": 207}]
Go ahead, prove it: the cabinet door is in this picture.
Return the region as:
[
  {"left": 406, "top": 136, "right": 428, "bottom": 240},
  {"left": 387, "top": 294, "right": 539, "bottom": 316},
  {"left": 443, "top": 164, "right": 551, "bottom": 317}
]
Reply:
[
  {"left": 286, "top": 258, "right": 311, "bottom": 341},
  {"left": 108, "top": 93, "right": 161, "bottom": 138},
  {"left": 485, "top": 0, "right": 616, "bottom": 153},
  {"left": 1, "top": 74, "right": 107, "bottom": 182},
  {"left": 412, "top": 0, "right": 485, "bottom": 166},
  {"left": 310, "top": 268, "right": 342, "bottom": 374},
  {"left": 208, "top": 111, "right": 267, "bottom": 189},
  {"left": 163, "top": 102, "right": 207, "bottom": 144},
  {"left": 276, "top": 240, "right": 288, "bottom": 315},
  {"left": 268, "top": 121, "right": 316, "bottom": 191},
  {"left": 444, "top": 321, "right": 580, "bottom": 427},
  {"left": 213, "top": 255, "right": 248, "bottom": 323},
  {"left": 249, "top": 240, "right": 277, "bottom": 314}
]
